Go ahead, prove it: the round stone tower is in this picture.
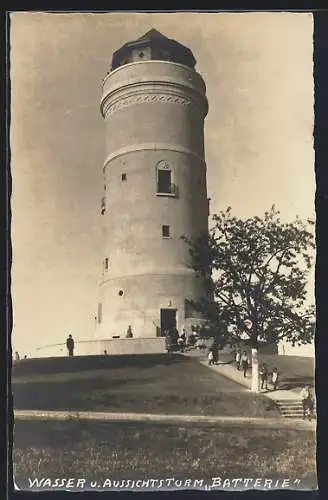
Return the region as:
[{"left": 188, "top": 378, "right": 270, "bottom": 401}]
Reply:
[{"left": 97, "top": 29, "right": 209, "bottom": 339}]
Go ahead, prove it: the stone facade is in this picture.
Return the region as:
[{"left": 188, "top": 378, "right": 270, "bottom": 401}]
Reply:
[
  {"left": 35, "top": 338, "right": 167, "bottom": 358},
  {"left": 96, "top": 31, "right": 209, "bottom": 340}
]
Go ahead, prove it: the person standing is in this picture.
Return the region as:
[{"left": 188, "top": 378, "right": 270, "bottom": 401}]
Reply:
[
  {"left": 177, "top": 334, "right": 184, "bottom": 351},
  {"left": 66, "top": 334, "right": 75, "bottom": 357},
  {"left": 208, "top": 349, "right": 214, "bottom": 366},
  {"left": 240, "top": 351, "right": 249, "bottom": 378},
  {"left": 211, "top": 341, "right": 219, "bottom": 365},
  {"left": 180, "top": 329, "right": 186, "bottom": 347},
  {"left": 235, "top": 348, "right": 241, "bottom": 370},
  {"left": 300, "top": 385, "right": 314, "bottom": 421},
  {"left": 126, "top": 325, "right": 133, "bottom": 338},
  {"left": 271, "top": 367, "right": 280, "bottom": 391},
  {"left": 164, "top": 330, "right": 172, "bottom": 353},
  {"left": 259, "top": 363, "right": 269, "bottom": 390},
  {"left": 189, "top": 325, "right": 197, "bottom": 346}
]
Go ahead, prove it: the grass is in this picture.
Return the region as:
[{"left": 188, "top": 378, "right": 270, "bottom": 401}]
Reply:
[
  {"left": 259, "top": 354, "right": 315, "bottom": 390},
  {"left": 13, "top": 419, "right": 317, "bottom": 490},
  {"left": 12, "top": 354, "right": 279, "bottom": 418}
]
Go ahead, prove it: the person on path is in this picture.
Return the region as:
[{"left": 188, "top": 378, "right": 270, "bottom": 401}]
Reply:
[
  {"left": 208, "top": 349, "right": 214, "bottom": 366},
  {"left": 259, "top": 363, "right": 269, "bottom": 390},
  {"left": 300, "top": 385, "right": 314, "bottom": 421},
  {"left": 211, "top": 341, "right": 219, "bottom": 364},
  {"left": 271, "top": 367, "right": 280, "bottom": 391},
  {"left": 66, "top": 334, "right": 75, "bottom": 357},
  {"left": 235, "top": 349, "right": 241, "bottom": 370},
  {"left": 240, "top": 351, "right": 249, "bottom": 378}
]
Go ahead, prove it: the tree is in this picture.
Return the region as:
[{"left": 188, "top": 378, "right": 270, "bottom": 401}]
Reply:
[{"left": 183, "top": 206, "right": 315, "bottom": 392}]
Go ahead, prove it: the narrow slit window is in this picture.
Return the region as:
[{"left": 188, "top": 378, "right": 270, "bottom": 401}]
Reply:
[
  {"left": 121, "top": 173, "right": 127, "bottom": 182},
  {"left": 97, "top": 303, "right": 102, "bottom": 324},
  {"left": 157, "top": 169, "right": 172, "bottom": 193},
  {"left": 162, "top": 225, "right": 170, "bottom": 238},
  {"left": 104, "top": 258, "right": 109, "bottom": 270},
  {"left": 101, "top": 196, "right": 106, "bottom": 215}
]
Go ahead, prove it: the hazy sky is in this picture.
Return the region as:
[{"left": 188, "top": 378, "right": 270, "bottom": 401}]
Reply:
[{"left": 10, "top": 12, "right": 315, "bottom": 356}]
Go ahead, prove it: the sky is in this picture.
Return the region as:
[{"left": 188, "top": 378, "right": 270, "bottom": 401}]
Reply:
[{"left": 10, "top": 11, "right": 315, "bottom": 356}]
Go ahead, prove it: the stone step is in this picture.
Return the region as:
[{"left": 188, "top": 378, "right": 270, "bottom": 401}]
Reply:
[
  {"left": 277, "top": 404, "right": 316, "bottom": 410},
  {"left": 280, "top": 411, "right": 316, "bottom": 416},
  {"left": 279, "top": 408, "right": 315, "bottom": 415},
  {"left": 278, "top": 408, "right": 316, "bottom": 418},
  {"left": 275, "top": 401, "right": 316, "bottom": 408},
  {"left": 275, "top": 399, "right": 316, "bottom": 419},
  {"left": 281, "top": 414, "right": 316, "bottom": 419},
  {"left": 276, "top": 403, "right": 316, "bottom": 408}
]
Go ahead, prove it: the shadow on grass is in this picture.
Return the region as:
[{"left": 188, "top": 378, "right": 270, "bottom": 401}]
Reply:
[
  {"left": 12, "top": 353, "right": 187, "bottom": 377},
  {"left": 278, "top": 377, "right": 315, "bottom": 391}
]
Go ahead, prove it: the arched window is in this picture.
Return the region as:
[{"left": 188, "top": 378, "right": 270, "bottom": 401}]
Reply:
[{"left": 156, "top": 160, "right": 174, "bottom": 194}]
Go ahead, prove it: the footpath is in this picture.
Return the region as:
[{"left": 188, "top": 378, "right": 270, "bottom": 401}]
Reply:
[
  {"left": 199, "top": 358, "right": 300, "bottom": 400},
  {"left": 14, "top": 409, "right": 315, "bottom": 431},
  {"left": 186, "top": 351, "right": 316, "bottom": 421}
]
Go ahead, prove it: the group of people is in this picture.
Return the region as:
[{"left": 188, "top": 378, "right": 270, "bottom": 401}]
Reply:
[
  {"left": 259, "top": 362, "right": 280, "bottom": 391},
  {"left": 234, "top": 349, "right": 251, "bottom": 378},
  {"left": 233, "top": 348, "right": 315, "bottom": 420},
  {"left": 164, "top": 328, "right": 186, "bottom": 352},
  {"left": 234, "top": 349, "right": 280, "bottom": 389},
  {"left": 164, "top": 325, "right": 206, "bottom": 353}
]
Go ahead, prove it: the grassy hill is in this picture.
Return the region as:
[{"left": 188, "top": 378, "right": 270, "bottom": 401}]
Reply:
[
  {"left": 12, "top": 353, "right": 279, "bottom": 418},
  {"left": 259, "top": 354, "right": 315, "bottom": 389},
  {"left": 13, "top": 354, "right": 316, "bottom": 490}
]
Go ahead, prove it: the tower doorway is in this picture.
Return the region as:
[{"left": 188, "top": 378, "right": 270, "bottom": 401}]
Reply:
[{"left": 160, "top": 308, "right": 177, "bottom": 335}]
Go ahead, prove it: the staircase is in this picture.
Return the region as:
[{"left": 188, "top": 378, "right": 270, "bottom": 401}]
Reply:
[{"left": 275, "top": 399, "right": 316, "bottom": 420}]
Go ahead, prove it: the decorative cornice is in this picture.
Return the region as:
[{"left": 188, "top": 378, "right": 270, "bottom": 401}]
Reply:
[
  {"left": 102, "top": 92, "right": 195, "bottom": 119},
  {"left": 103, "top": 143, "right": 206, "bottom": 169},
  {"left": 101, "top": 78, "right": 208, "bottom": 118}
]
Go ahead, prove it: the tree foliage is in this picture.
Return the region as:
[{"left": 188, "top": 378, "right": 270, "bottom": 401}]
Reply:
[{"left": 183, "top": 206, "right": 315, "bottom": 348}]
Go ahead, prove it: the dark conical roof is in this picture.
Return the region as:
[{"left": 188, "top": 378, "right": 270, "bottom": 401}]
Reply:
[
  {"left": 111, "top": 29, "right": 196, "bottom": 70},
  {"left": 135, "top": 28, "right": 169, "bottom": 42}
]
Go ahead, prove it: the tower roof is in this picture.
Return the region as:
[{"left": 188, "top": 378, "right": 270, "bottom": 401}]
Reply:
[
  {"left": 135, "top": 28, "right": 168, "bottom": 43},
  {"left": 111, "top": 29, "right": 196, "bottom": 71}
]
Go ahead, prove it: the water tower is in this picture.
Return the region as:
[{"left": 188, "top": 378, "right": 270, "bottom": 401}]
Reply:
[{"left": 97, "top": 29, "right": 209, "bottom": 340}]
